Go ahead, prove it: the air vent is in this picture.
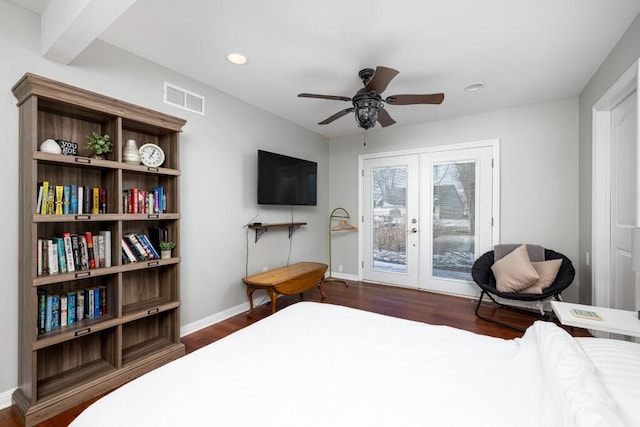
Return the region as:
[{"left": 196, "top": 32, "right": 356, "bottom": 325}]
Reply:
[{"left": 163, "top": 82, "right": 205, "bottom": 115}]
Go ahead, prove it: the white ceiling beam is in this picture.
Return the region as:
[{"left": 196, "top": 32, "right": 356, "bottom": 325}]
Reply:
[{"left": 41, "top": 0, "right": 136, "bottom": 64}]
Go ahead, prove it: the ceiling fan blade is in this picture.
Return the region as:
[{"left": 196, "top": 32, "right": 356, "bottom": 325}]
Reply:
[
  {"left": 364, "top": 66, "right": 399, "bottom": 94},
  {"left": 377, "top": 108, "right": 396, "bottom": 127},
  {"left": 385, "top": 93, "right": 445, "bottom": 105},
  {"left": 298, "top": 93, "right": 351, "bottom": 102},
  {"left": 318, "top": 107, "right": 354, "bottom": 125}
]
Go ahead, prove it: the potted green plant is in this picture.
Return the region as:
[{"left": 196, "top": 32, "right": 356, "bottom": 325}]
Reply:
[
  {"left": 159, "top": 241, "right": 175, "bottom": 259},
  {"left": 85, "top": 132, "right": 112, "bottom": 159}
]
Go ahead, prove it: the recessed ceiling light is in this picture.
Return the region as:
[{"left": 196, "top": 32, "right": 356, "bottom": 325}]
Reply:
[
  {"left": 465, "top": 82, "right": 485, "bottom": 92},
  {"left": 227, "top": 53, "right": 248, "bottom": 65}
]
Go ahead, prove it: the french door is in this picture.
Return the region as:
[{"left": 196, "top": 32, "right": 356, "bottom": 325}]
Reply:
[{"left": 362, "top": 144, "right": 496, "bottom": 296}]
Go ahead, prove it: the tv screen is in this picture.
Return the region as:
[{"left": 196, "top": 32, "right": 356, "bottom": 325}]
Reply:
[{"left": 257, "top": 150, "right": 317, "bottom": 205}]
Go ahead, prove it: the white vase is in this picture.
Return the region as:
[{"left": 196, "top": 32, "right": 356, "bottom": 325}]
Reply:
[
  {"left": 161, "top": 250, "right": 172, "bottom": 259},
  {"left": 123, "top": 139, "right": 141, "bottom": 164}
]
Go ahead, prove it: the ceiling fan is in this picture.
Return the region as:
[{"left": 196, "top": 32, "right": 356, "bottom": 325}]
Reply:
[{"left": 298, "top": 66, "right": 444, "bottom": 130}]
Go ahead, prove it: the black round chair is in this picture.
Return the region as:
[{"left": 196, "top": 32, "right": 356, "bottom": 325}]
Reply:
[{"left": 471, "top": 249, "right": 575, "bottom": 332}]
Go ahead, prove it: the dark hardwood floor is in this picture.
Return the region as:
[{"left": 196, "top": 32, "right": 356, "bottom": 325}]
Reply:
[{"left": 0, "top": 280, "right": 590, "bottom": 426}]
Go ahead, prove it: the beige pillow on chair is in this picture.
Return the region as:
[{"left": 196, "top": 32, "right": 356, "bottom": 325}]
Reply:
[
  {"left": 519, "top": 259, "right": 563, "bottom": 294},
  {"left": 491, "top": 244, "right": 540, "bottom": 293}
]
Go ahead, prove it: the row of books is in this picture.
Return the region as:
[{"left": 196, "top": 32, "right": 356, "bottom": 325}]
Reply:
[
  {"left": 37, "top": 287, "right": 106, "bottom": 335},
  {"left": 37, "top": 231, "right": 112, "bottom": 277},
  {"left": 36, "top": 181, "right": 107, "bottom": 215},
  {"left": 121, "top": 233, "right": 161, "bottom": 263},
  {"left": 123, "top": 187, "right": 166, "bottom": 214}
]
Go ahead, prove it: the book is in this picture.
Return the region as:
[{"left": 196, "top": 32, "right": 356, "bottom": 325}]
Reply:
[
  {"left": 79, "top": 236, "right": 90, "bottom": 270},
  {"left": 63, "top": 232, "right": 75, "bottom": 272},
  {"left": 71, "top": 234, "right": 82, "bottom": 270},
  {"left": 99, "top": 286, "right": 107, "bottom": 316},
  {"left": 70, "top": 185, "right": 78, "bottom": 214},
  {"left": 92, "top": 187, "right": 99, "bottom": 214},
  {"left": 36, "top": 182, "right": 44, "bottom": 214},
  {"left": 55, "top": 237, "right": 67, "bottom": 273},
  {"left": 121, "top": 238, "right": 137, "bottom": 263},
  {"left": 137, "top": 234, "right": 160, "bottom": 259},
  {"left": 85, "top": 288, "right": 95, "bottom": 319},
  {"left": 51, "top": 294, "right": 60, "bottom": 330},
  {"left": 94, "top": 287, "right": 101, "bottom": 318},
  {"left": 40, "top": 181, "right": 49, "bottom": 215},
  {"left": 67, "top": 292, "right": 76, "bottom": 325},
  {"left": 125, "top": 233, "right": 148, "bottom": 260},
  {"left": 48, "top": 240, "right": 59, "bottom": 275},
  {"left": 55, "top": 185, "right": 64, "bottom": 215},
  {"left": 570, "top": 308, "right": 602, "bottom": 321},
  {"left": 45, "top": 293, "right": 53, "bottom": 332},
  {"left": 37, "top": 290, "right": 47, "bottom": 335},
  {"left": 41, "top": 239, "right": 49, "bottom": 276},
  {"left": 83, "top": 185, "right": 90, "bottom": 214},
  {"left": 84, "top": 232, "right": 96, "bottom": 269},
  {"left": 100, "top": 188, "right": 107, "bottom": 213},
  {"left": 99, "top": 230, "right": 111, "bottom": 267},
  {"left": 76, "top": 292, "right": 85, "bottom": 322},
  {"left": 62, "top": 185, "right": 71, "bottom": 214},
  {"left": 60, "top": 294, "right": 68, "bottom": 326},
  {"left": 46, "top": 183, "right": 55, "bottom": 214},
  {"left": 77, "top": 185, "right": 83, "bottom": 214},
  {"left": 36, "top": 239, "right": 44, "bottom": 277}
]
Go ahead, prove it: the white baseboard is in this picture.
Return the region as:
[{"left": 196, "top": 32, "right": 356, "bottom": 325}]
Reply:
[
  {"left": 180, "top": 298, "right": 258, "bottom": 337},
  {"left": 0, "top": 387, "right": 15, "bottom": 410},
  {"left": 327, "top": 272, "right": 359, "bottom": 282},
  {"left": 180, "top": 273, "right": 359, "bottom": 337}
]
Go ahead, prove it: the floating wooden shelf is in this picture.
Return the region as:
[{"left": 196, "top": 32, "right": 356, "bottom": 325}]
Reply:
[{"left": 248, "top": 222, "right": 307, "bottom": 242}]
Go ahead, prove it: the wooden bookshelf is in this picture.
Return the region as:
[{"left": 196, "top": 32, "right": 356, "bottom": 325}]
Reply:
[{"left": 12, "top": 73, "right": 186, "bottom": 426}]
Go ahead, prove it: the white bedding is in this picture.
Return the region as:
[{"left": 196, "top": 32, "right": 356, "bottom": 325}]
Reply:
[{"left": 71, "top": 302, "right": 635, "bottom": 427}]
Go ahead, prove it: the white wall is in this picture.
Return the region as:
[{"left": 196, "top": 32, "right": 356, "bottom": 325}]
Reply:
[
  {"left": 578, "top": 13, "right": 640, "bottom": 304},
  {"left": 0, "top": 0, "right": 329, "bottom": 402},
  {"left": 329, "top": 98, "right": 579, "bottom": 299}
]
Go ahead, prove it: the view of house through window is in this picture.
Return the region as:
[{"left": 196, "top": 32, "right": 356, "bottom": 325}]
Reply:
[
  {"left": 372, "top": 165, "right": 408, "bottom": 273},
  {"left": 432, "top": 161, "right": 475, "bottom": 281}
]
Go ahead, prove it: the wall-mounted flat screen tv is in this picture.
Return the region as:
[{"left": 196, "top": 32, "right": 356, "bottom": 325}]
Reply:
[{"left": 257, "top": 150, "right": 317, "bottom": 206}]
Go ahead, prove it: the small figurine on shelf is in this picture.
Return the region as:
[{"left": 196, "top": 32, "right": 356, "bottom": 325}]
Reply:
[
  {"left": 85, "top": 132, "right": 112, "bottom": 159},
  {"left": 159, "top": 241, "right": 175, "bottom": 259}
]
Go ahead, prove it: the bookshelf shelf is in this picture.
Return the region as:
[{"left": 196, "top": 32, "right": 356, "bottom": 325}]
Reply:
[{"left": 13, "top": 73, "right": 186, "bottom": 426}]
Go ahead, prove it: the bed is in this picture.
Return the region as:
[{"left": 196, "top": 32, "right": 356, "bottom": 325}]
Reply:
[{"left": 70, "top": 302, "right": 640, "bottom": 427}]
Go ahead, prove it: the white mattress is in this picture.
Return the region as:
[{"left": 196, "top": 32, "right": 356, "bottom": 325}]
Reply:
[{"left": 71, "top": 302, "right": 635, "bottom": 427}]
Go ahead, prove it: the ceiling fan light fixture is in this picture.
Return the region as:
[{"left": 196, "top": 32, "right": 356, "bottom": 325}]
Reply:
[
  {"left": 353, "top": 94, "right": 382, "bottom": 130},
  {"left": 226, "top": 53, "right": 248, "bottom": 65},
  {"left": 465, "top": 81, "right": 485, "bottom": 92}
]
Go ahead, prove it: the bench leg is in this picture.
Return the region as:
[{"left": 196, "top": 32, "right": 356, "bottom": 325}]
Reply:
[
  {"left": 267, "top": 288, "right": 278, "bottom": 313},
  {"left": 319, "top": 278, "right": 326, "bottom": 300},
  {"left": 246, "top": 286, "right": 255, "bottom": 317}
]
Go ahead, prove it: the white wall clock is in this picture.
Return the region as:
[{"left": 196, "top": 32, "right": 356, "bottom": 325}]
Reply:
[{"left": 139, "top": 143, "right": 165, "bottom": 167}]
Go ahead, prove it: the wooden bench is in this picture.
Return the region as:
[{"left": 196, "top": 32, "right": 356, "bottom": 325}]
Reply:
[{"left": 243, "top": 261, "right": 328, "bottom": 315}]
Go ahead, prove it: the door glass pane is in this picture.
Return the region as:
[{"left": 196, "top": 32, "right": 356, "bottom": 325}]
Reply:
[
  {"left": 432, "top": 161, "right": 475, "bottom": 280},
  {"left": 372, "top": 166, "right": 407, "bottom": 273}
]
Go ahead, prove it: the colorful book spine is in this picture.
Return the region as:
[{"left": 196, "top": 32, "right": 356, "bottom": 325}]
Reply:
[
  {"left": 55, "top": 185, "right": 64, "bottom": 215},
  {"left": 63, "top": 232, "right": 75, "bottom": 272},
  {"left": 70, "top": 184, "right": 78, "bottom": 214},
  {"left": 40, "top": 181, "right": 49, "bottom": 215},
  {"left": 84, "top": 232, "right": 96, "bottom": 269},
  {"left": 92, "top": 187, "right": 100, "bottom": 214},
  {"left": 55, "top": 237, "right": 67, "bottom": 273},
  {"left": 48, "top": 240, "right": 59, "bottom": 275},
  {"left": 99, "top": 230, "right": 111, "bottom": 267},
  {"left": 62, "top": 185, "right": 70, "bottom": 214},
  {"left": 37, "top": 290, "right": 47, "bottom": 335},
  {"left": 67, "top": 292, "right": 76, "bottom": 325},
  {"left": 60, "top": 294, "right": 67, "bottom": 327},
  {"left": 76, "top": 292, "right": 84, "bottom": 322},
  {"left": 45, "top": 293, "right": 53, "bottom": 332},
  {"left": 51, "top": 294, "right": 60, "bottom": 330}
]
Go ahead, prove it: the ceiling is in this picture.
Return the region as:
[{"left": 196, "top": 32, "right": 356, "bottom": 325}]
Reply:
[{"left": 9, "top": 0, "right": 640, "bottom": 138}]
